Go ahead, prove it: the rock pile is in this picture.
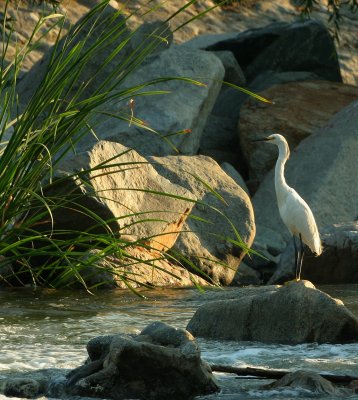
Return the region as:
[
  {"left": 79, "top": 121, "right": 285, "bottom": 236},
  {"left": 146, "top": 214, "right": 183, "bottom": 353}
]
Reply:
[{"left": 2, "top": 2, "right": 358, "bottom": 286}]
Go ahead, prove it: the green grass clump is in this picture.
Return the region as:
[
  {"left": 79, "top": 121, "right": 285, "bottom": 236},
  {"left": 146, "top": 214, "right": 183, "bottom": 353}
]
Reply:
[{"left": 0, "top": 0, "right": 253, "bottom": 292}]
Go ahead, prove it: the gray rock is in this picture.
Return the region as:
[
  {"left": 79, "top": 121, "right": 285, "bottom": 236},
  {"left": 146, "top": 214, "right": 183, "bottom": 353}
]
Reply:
[
  {"left": 67, "top": 322, "right": 219, "bottom": 400},
  {"left": 252, "top": 225, "right": 287, "bottom": 256},
  {"left": 79, "top": 246, "right": 209, "bottom": 289},
  {"left": 3, "top": 378, "right": 43, "bottom": 398},
  {"left": 220, "top": 162, "right": 249, "bottom": 196},
  {"left": 242, "top": 225, "right": 284, "bottom": 283},
  {"left": 0, "top": 369, "right": 68, "bottom": 399},
  {"left": 87, "top": 334, "right": 115, "bottom": 361},
  {"left": 150, "top": 154, "right": 255, "bottom": 285},
  {"left": 211, "top": 86, "right": 248, "bottom": 119},
  {"left": 17, "top": 4, "right": 131, "bottom": 106},
  {"left": 267, "top": 240, "right": 297, "bottom": 284},
  {"left": 52, "top": 142, "right": 254, "bottom": 286},
  {"left": 183, "top": 31, "right": 240, "bottom": 51},
  {"left": 77, "top": 46, "right": 224, "bottom": 157},
  {"left": 265, "top": 370, "right": 352, "bottom": 396},
  {"left": 199, "top": 149, "right": 245, "bottom": 176},
  {"left": 183, "top": 20, "right": 341, "bottom": 84},
  {"left": 250, "top": 70, "right": 321, "bottom": 92},
  {"left": 253, "top": 100, "right": 358, "bottom": 248},
  {"left": 270, "top": 222, "right": 358, "bottom": 284},
  {"left": 244, "top": 20, "right": 341, "bottom": 83},
  {"left": 212, "top": 50, "right": 246, "bottom": 87},
  {"left": 231, "top": 262, "right": 261, "bottom": 286},
  {"left": 200, "top": 114, "right": 237, "bottom": 152},
  {"left": 130, "top": 20, "right": 173, "bottom": 64},
  {"left": 302, "top": 222, "right": 358, "bottom": 283},
  {"left": 187, "top": 280, "right": 358, "bottom": 344},
  {"left": 140, "top": 321, "right": 197, "bottom": 350}
]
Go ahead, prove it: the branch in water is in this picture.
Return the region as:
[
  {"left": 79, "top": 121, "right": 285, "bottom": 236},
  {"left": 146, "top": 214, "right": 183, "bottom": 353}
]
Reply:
[{"left": 210, "top": 364, "right": 357, "bottom": 384}]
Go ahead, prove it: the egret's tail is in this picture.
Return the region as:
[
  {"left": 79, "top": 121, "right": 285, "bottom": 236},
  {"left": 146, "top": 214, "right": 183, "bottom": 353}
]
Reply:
[{"left": 313, "top": 236, "right": 323, "bottom": 256}]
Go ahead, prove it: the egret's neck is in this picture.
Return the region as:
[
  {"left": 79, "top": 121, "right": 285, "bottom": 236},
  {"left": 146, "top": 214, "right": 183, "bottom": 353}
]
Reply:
[{"left": 274, "top": 140, "right": 290, "bottom": 200}]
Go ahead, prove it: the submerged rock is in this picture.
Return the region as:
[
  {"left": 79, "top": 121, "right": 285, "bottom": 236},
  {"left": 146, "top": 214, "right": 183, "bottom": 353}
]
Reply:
[
  {"left": 0, "top": 369, "right": 66, "bottom": 399},
  {"left": 265, "top": 370, "right": 352, "bottom": 396},
  {"left": 187, "top": 280, "right": 358, "bottom": 344},
  {"left": 66, "top": 321, "right": 219, "bottom": 400},
  {"left": 2, "top": 378, "right": 43, "bottom": 399}
]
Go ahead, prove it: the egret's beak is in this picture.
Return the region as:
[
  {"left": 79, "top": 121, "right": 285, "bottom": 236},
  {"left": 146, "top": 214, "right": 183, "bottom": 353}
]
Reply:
[{"left": 251, "top": 137, "right": 271, "bottom": 143}]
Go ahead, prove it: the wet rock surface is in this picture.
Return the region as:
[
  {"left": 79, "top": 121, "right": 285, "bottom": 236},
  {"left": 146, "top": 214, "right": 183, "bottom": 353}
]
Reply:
[
  {"left": 264, "top": 370, "right": 352, "bottom": 396},
  {"left": 187, "top": 280, "right": 358, "bottom": 344},
  {"left": 66, "top": 321, "right": 218, "bottom": 400}
]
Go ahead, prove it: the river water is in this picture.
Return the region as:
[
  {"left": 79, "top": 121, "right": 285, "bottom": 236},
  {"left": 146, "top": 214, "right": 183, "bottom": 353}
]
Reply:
[{"left": 1, "top": 284, "right": 358, "bottom": 400}]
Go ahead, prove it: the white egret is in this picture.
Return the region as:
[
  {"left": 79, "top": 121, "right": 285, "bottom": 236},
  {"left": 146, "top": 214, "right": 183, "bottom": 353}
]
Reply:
[{"left": 252, "top": 134, "right": 322, "bottom": 280}]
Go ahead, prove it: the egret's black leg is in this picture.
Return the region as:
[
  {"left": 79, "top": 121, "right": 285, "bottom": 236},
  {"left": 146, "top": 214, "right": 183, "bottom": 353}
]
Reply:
[
  {"left": 297, "top": 233, "right": 305, "bottom": 280},
  {"left": 293, "top": 236, "right": 298, "bottom": 280}
]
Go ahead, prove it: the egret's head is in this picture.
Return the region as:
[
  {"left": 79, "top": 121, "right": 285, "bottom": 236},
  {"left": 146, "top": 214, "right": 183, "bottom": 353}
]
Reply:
[
  {"left": 251, "top": 134, "right": 287, "bottom": 145},
  {"left": 251, "top": 133, "right": 290, "bottom": 158}
]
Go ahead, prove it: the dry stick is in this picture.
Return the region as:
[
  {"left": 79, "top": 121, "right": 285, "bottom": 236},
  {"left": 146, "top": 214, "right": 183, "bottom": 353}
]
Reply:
[{"left": 210, "top": 365, "right": 358, "bottom": 384}]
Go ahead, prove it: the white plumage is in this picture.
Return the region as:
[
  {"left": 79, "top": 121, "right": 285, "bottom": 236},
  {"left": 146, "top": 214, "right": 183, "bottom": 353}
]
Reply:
[{"left": 253, "top": 134, "right": 322, "bottom": 280}]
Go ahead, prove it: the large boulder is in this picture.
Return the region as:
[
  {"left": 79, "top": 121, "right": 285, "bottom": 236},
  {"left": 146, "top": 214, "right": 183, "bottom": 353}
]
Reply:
[
  {"left": 187, "top": 280, "right": 358, "bottom": 344},
  {"left": 54, "top": 142, "right": 254, "bottom": 286},
  {"left": 242, "top": 20, "right": 341, "bottom": 83},
  {"left": 75, "top": 45, "right": 224, "bottom": 157},
  {"left": 184, "top": 20, "right": 341, "bottom": 84},
  {"left": 252, "top": 100, "right": 358, "bottom": 248},
  {"left": 198, "top": 51, "right": 245, "bottom": 171},
  {"left": 53, "top": 141, "right": 194, "bottom": 244},
  {"left": 66, "top": 322, "right": 219, "bottom": 400},
  {"left": 269, "top": 222, "right": 358, "bottom": 284},
  {"left": 16, "top": 3, "right": 132, "bottom": 105},
  {"left": 16, "top": 5, "right": 175, "bottom": 106},
  {"left": 150, "top": 154, "right": 256, "bottom": 285},
  {"left": 239, "top": 81, "right": 358, "bottom": 184}
]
